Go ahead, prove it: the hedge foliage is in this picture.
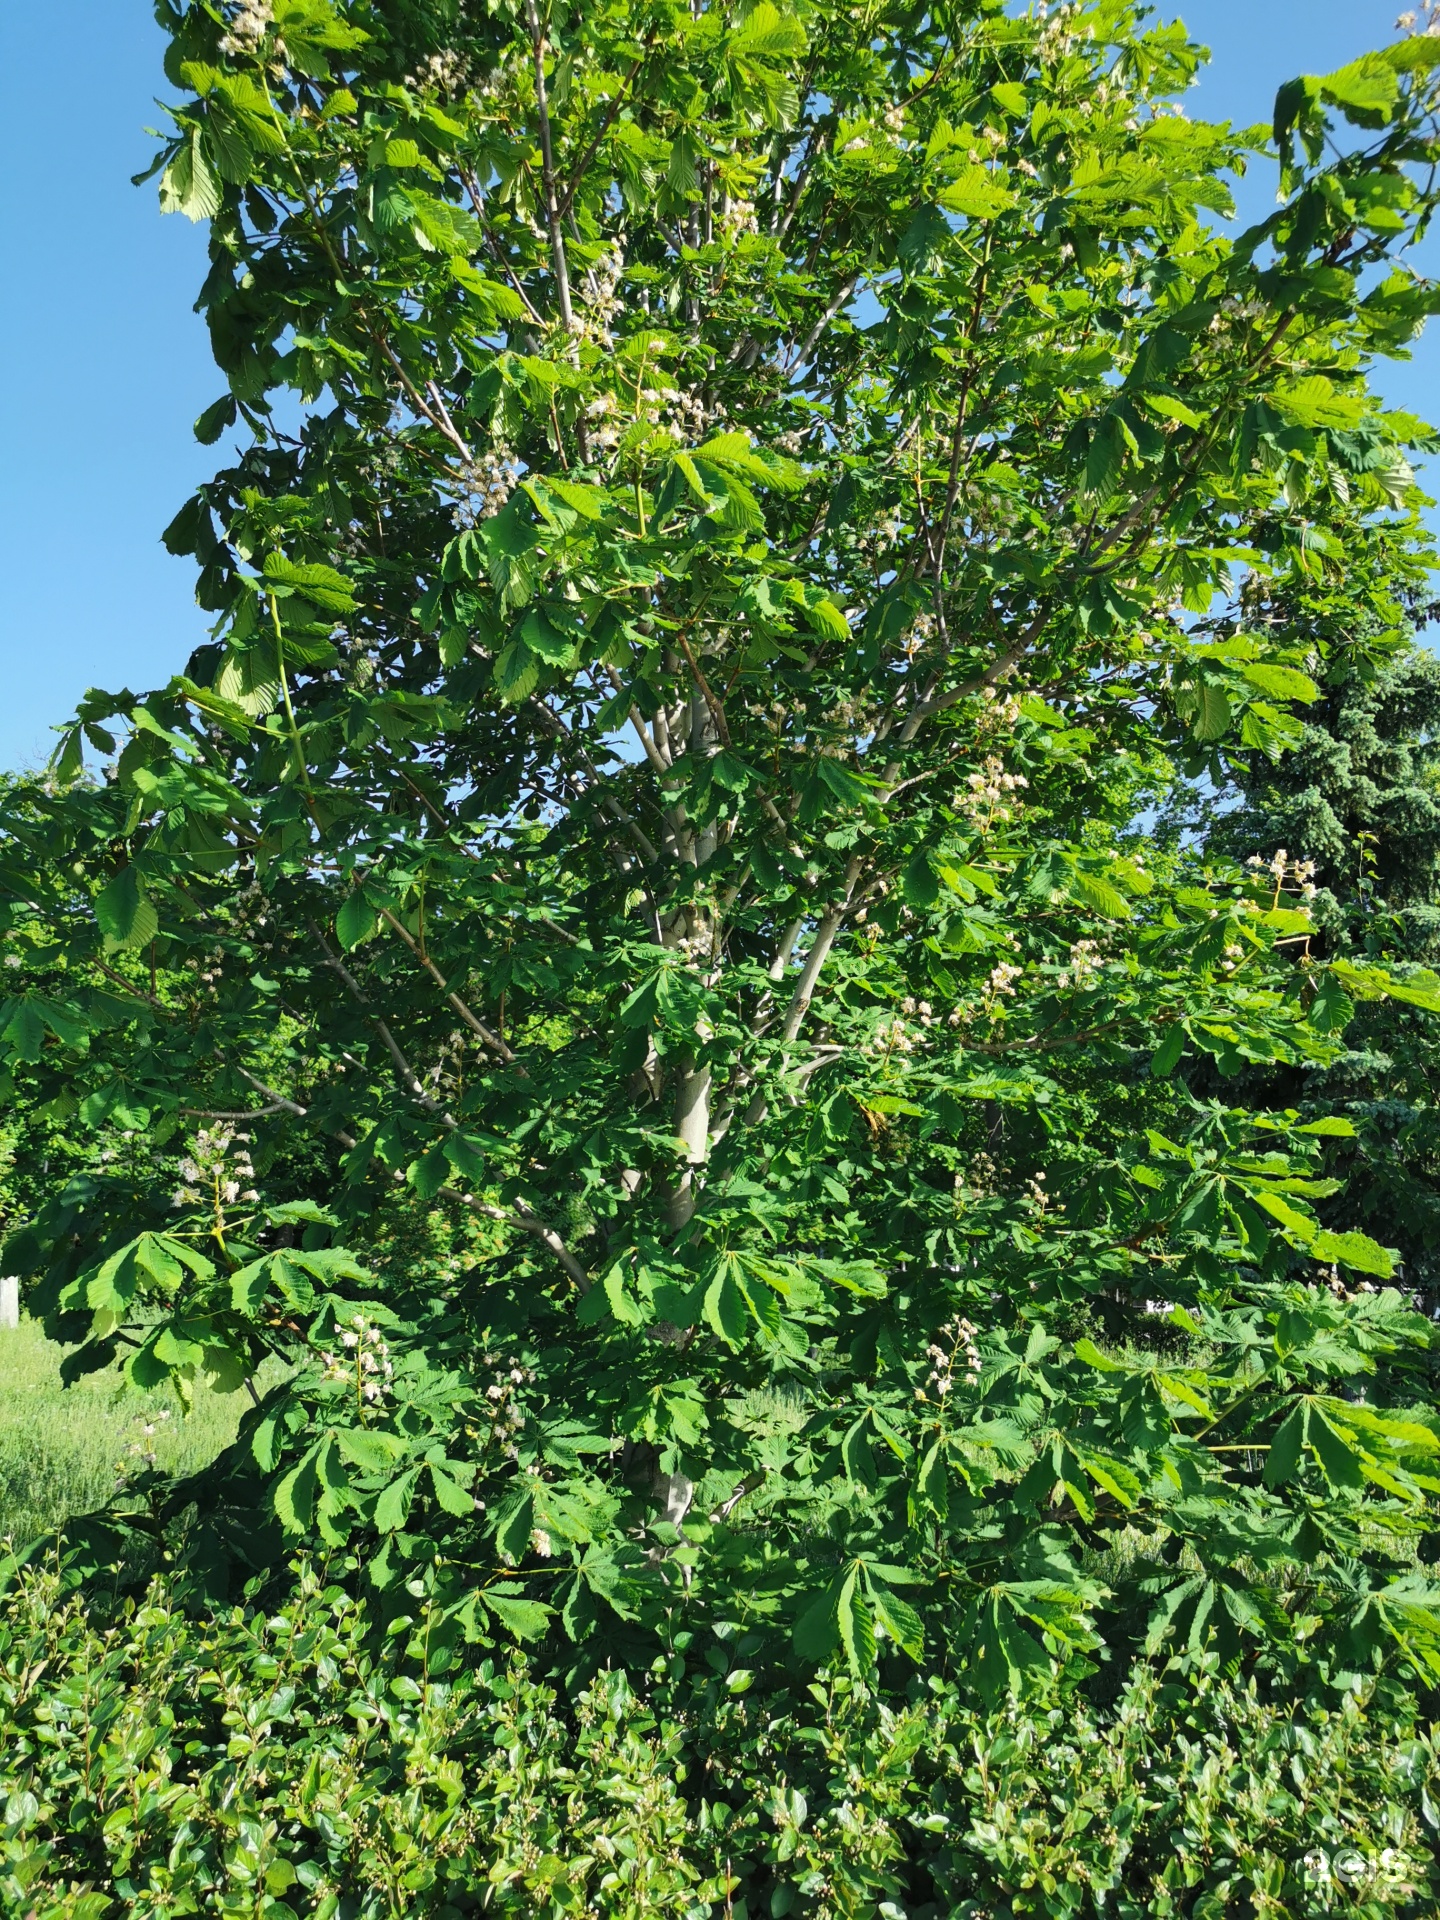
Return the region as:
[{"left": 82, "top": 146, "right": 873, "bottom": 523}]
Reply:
[{"left": 4, "top": 1559, "right": 1438, "bottom": 1919}]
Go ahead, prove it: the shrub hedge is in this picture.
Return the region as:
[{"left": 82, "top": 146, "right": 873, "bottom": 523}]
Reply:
[{"left": 4, "top": 1560, "right": 1436, "bottom": 1919}]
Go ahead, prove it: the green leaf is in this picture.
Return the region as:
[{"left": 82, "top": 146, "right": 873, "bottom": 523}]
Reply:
[
  {"left": 409, "top": 1145, "right": 451, "bottom": 1202},
  {"left": 95, "top": 869, "right": 158, "bottom": 951},
  {"left": 335, "top": 1427, "right": 406, "bottom": 1473},
  {"left": 866, "top": 1579, "right": 925, "bottom": 1660},
  {"left": 430, "top": 1462, "right": 475, "bottom": 1516},
  {"left": 1269, "top": 377, "right": 1365, "bottom": 431},
  {"left": 702, "top": 1266, "right": 750, "bottom": 1347},
  {"left": 793, "top": 1574, "right": 843, "bottom": 1661},
  {"left": 443, "top": 1132, "right": 486, "bottom": 1182},
  {"left": 194, "top": 394, "right": 238, "bottom": 444},
  {"left": 336, "top": 890, "right": 379, "bottom": 950},
  {"left": 835, "top": 1565, "right": 874, "bottom": 1676},
  {"left": 263, "top": 552, "right": 357, "bottom": 613},
  {"left": 1319, "top": 53, "right": 1400, "bottom": 122},
  {"left": 494, "top": 1490, "right": 536, "bottom": 1563},
  {"left": 806, "top": 597, "right": 850, "bottom": 644},
  {"left": 1073, "top": 1338, "right": 1124, "bottom": 1372},
  {"left": 1151, "top": 1024, "right": 1186, "bottom": 1077},
  {"left": 1141, "top": 391, "right": 1205, "bottom": 429},
  {"left": 728, "top": 2, "right": 808, "bottom": 59},
  {"left": 231, "top": 1256, "right": 272, "bottom": 1316},
  {"left": 1309, "top": 1408, "right": 1366, "bottom": 1490},
  {"left": 481, "top": 1588, "right": 555, "bottom": 1640},
  {"left": 492, "top": 639, "right": 540, "bottom": 704},
  {"left": 1309, "top": 1228, "right": 1396, "bottom": 1279},
  {"left": 374, "top": 1468, "right": 421, "bottom": 1533},
  {"left": 1071, "top": 872, "right": 1132, "bottom": 920},
  {"left": 545, "top": 477, "right": 610, "bottom": 521},
  {"left": 939, "top": 165, "right": 1018, "bottom": 219},
  {"left": 1237, "top": 662, "right": 1319, "bottom": 703},
  {"left": 160, "top": 128, "right": 220, "bottom": 221},
  {"left": 275, "top": 1449, "right": 321, "bottom": 1534},
  {"left": 520, "top": 608, "right": 578, "bottom": 667}
]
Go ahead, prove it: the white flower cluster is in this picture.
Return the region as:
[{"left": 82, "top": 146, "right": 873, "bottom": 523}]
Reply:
[
  {"left": 1246, "top": 848, "right": 1318, "bottom": 900},
  {"left": 230, "top": 884, "right": 273, "bottom": 939},
  {"left": 220, "top": 0, "right": 273, "bottom": 55},
  {"left": 1397, "top": 6, "right": 1440, "bottom": 36},
  {"left": 478, "top": 1356, "right": 533, "bottom": 1462},
  {"left": 864, "top": 1015, "right": 918, "bottom": 1057},
  {"left": 4, "top": 953, "right": 21, "bottom": 970},
  {"left": 958, "top": 1151, "right": 998, "bottom": 1199},
  {"left": 1036, "top": 1, "right": 1082, "bottom": 63},
  {"left": 190, "top": 943, "right": 226, "bottom": 991},
  {"left": 975, "top": 686, "right": 1023, "bottom": 737},
  {"left": 955, "top": 755, "right": 1028, "bottom": 830},
  {"left": 452, "top": 450, "right": 521, "bottom": 528},
  {"left": 899, "top": 995, "right": 939, "bottom": 1028},
  {"left": 424, "top": 1027, "right": 469, "bottom": 1099},
  {"left": 643, "top": 383, "right": 711, "bottom": 444},
  {"left": 173, "top": 1127, "right": 259, "bottom": 1212},
  {"left": 882, "top": 103, "right": 907, "bottom": 134},
  {"left": 322, "top": 1314, "right": 394, "bottom": 1405},
  {"left": 584, "top": 391, "right": 625, "bottom": 454},
  {"left": 1023, "top": 1170, "right": 1053, "bottom": 1215},
  {"left": 115, "top": 1407, "right": 172, "bottom": 1482},
  {"left": 920, "top": 1315, "right": 982, "bottom": 1400},
  {"left": 1056, "top": 939, "right": 1102, "bottom": 992},
  {"left": 405, "top": 48, "right": 470, "bottom": 96},
  {"left": 672, "top": 923, "right": 717, "bottom": 969},
  {"left": 903, "top": 611, "right": 937, "bottom": 659},
  {"left": 1323, "top": 1262, "right": 1377, "bottom": 1300},
  {"left": 717, "top": 197, "right": 759, "bottom": 241},
  {"left": 470, "top": 66, "right": 511, "bottom": 111},
  {"left": 985, "top": 959, "right": 1023, "bottom": 1001},
  {"left": 580, "top": 241, "right": 626, "bottom": 345}
]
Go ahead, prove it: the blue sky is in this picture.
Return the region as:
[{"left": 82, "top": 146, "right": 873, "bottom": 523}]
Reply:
[{"left": 0, "top": 0, "right": 1425, "bottom": 770}]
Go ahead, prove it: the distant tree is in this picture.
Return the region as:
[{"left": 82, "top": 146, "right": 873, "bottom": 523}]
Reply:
[{"left": 1199, "top": 527, "right": 1440, "bottom": 1315}]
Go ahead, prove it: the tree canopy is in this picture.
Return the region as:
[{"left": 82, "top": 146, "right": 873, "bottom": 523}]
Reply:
[{"left": 3, "top": 0, "right": 1440, "bottom": 1702}]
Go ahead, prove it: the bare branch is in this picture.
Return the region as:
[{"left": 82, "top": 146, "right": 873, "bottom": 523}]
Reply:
[
  {"left": 182, "top": 1101, "right": 296, "bottom": 1123},
  {"left": 524, "top": 0, "right": 577, "bottom": 334},
  {"left": 376, "top": 906, "right": 522, "bottom": 1068},
  {"left": 311, "top": 920, "right": 457, "bottom": 1119},
  {"left": 470, "top": 1199, "right": 591, "bottom": 1292},
  {"left": 554, "top": 47, "right": 650, "bottom": 222},
  {"left": 786, "top": 273, "right": 858, "bottom": 377},
  {"left": 458, "top": 166, "right": 546, "bottom": 325}
]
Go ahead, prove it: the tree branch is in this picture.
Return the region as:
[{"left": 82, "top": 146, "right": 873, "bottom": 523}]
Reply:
[
  {"left": 376, "top": 907, "right": 522, "bottom": 1068},
  {"left": 470, "top": 1200, "right": 591, "bottom": 1292},
  {"left": 524, "top": 0, "right": 577, "bottom": 335},
  {"left": 554, "top": 48, "right": 649, "bottom": 222}
]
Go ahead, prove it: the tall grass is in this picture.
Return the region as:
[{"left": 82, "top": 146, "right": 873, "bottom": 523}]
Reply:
[{"left": 0, "top": 1318, "right": 257, "bottom": 1548}]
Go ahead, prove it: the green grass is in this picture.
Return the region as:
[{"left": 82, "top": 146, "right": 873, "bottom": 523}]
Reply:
[{"left": 0, "top": 1318, "right": 261, "bottom": 1550}]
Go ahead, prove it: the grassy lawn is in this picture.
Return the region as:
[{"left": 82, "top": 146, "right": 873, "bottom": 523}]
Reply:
[{"left": 0, "top": 1319, "right": 257, "bottom": 1550}]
